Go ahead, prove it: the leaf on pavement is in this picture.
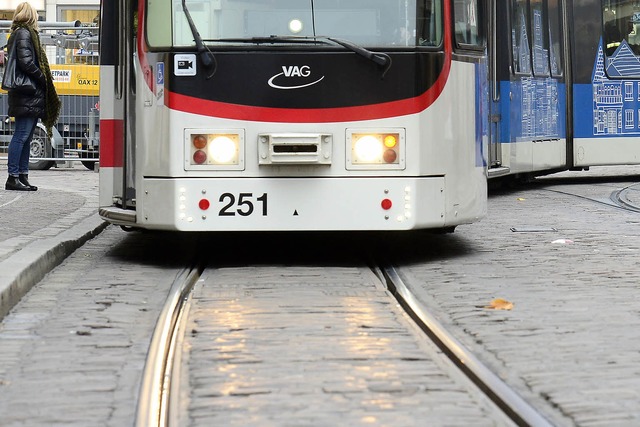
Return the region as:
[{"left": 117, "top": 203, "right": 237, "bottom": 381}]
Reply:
[{"left": 485, "top": 298, "right": 514, "bottom": 310}]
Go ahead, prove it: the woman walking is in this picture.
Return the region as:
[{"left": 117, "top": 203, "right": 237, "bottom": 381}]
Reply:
[{"left": 2, "top": 2, "right": 60, "bottom": 191}]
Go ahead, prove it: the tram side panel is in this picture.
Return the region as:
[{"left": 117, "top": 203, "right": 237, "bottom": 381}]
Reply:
[
  {"left": 428, "top": 57, "right": 488, "bottom": 225},
  {"left": 571, "top": 0, "right": 640, "bottom": 167}
]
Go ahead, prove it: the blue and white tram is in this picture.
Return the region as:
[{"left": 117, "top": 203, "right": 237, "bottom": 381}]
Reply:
[
  {"left": 488, "top": 0, "right": 640, "bottom": 179},
  {"left": 98, "top": 0, "right": 488, "bottom": 231}
]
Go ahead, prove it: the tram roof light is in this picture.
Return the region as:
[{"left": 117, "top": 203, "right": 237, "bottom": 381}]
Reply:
[{"left": 289, "top": 19, "right": 303, "bottom": 34}]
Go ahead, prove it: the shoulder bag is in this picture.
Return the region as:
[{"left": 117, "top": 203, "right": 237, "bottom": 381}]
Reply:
[{"left": 1, "top": 38, "right": 37, "bottom": 94}]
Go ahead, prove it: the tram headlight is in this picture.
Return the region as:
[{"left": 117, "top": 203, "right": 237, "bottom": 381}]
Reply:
[
  {"left": 186, "top": 131, "right": 244, "bottom": 170},
  {"left": 354, "top": 135, "right": 383, "bottom": 162},
  {"left": 209, "top": 135, "right": 238, "bottom": 164},
  {"left": 347, "top": 131, "right": 404, "bottom": 169}
]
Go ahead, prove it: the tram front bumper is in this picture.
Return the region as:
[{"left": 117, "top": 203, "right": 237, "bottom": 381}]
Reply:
[{"left": 130, "top": 177, "right": 452, "bottom": 232}]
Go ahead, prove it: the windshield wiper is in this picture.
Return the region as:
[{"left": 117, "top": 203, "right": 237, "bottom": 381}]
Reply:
[
  {"left": 181, "top": 0, "right": 216, "bottom": 79},
  {"left": 323, "top": 36, "right": 392, "bottom": 78},
  {"left": 202, "top": 36, "right": 333, "bottom": 45},
  {"left": 203, "top": 35, "right": 392, "bottom": 78}
]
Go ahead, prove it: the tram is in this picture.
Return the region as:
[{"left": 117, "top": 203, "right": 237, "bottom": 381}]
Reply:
[
  {"left": 98, "top": 0, "right": 488, "bottom": 231},
  {"left": 487, "top": 0, "right": 640, "bottom": 179}
]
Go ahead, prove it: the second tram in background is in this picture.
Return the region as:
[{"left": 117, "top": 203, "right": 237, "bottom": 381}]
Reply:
[
  {"left": 98, "top": 0, "right": 489, "bottom": 232},
  {"left": 488, "top": 0, "right": 640, "bottom": 179}
]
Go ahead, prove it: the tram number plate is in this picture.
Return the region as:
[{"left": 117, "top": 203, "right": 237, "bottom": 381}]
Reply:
[{"left": 219, "top": 193, "right": 268, "bottom": 216}]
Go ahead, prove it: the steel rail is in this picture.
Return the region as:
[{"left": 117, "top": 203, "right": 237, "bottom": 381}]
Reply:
[
  {"left": 382, "top": 265, "right": 553, "bottom": 427},
  {"left": 611, "top": 186, "right": 640, "bottom": 213},
  {"left": 135, "top": 266, "right": 201, "bottom": 427},
  {"left": 543, "top": 187, "right": 640, "bottom": 213}
]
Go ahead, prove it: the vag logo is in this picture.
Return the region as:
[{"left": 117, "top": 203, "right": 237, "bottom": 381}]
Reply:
[{"left": 268, "top": 65, "right": 325, "bottom": 90}]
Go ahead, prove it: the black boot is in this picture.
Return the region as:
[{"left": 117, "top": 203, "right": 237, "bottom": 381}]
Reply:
[
  {"left": 18, "top": 174, "right": 37, "bottom": 191},
  {"left": 5, "top": 175, "right": 32, "bottom": 191}
]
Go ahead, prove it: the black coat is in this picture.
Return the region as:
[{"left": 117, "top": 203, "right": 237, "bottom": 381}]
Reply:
[{"left": 7, "top": 27, "right": 46, "bottom": 118}]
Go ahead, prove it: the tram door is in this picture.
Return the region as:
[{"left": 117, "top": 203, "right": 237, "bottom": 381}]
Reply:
[
  {"left": 121, "top": 0, "right": 137, "bottom": 210},
  {"left": 99, "top": 0, "right": 136, "bottom": 211},
  {"left": 487, "top": 0, "right": 504, "bottom": 176},
  {"left": 487, "top": 0, "right": 568, "bottom": 177}
]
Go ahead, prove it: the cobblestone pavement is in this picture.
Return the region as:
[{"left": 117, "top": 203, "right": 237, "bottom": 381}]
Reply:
[
  {"left": 0, "top": 227, "right": 197, "bottom": 427},
  {"left": 0, "top": 161, "right": 103, "bottom": 318},
  {"left": 393, "top": 166, "right": 640, "bottom": 426},
  {"left": 181, "top": 266, "right": 512, "bottom": 427},
  {"left": 0, "top": 161, "right": 98, "bottom": 263}
]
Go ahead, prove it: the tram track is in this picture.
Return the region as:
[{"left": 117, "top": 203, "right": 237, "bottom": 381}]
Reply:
[
  {"left": 137, "top": 260, "right": 552, "bottom": 426},
  {"left": 542, "top": 187, "right": 640, "bottom": 213},
  {"left": 611, "top": 185, "right": 640, "bottom": 213},
  {"left": 381, "top": 266, "right": 552, "bottom": 427},
  {"left": 537, "top": 180, "right": 640, "bottom": 214},
  {"left": 136, "top": 265, "right": 202, "bottom": 427}
]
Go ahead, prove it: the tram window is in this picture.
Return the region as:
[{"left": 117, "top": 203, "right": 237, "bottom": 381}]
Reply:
[
  {"left": 453, "top": 0, "right": 483, "bottom": 47},
  {"left": 603, "top": 8, "right": 623, "bottom": 56},
  {"left": 147, "top": 0, "right": 172, "bottom": 47},
  {"left": 417, "top": 0, "right": 443, "bottom": 47},
  {"left": 511, "top": 0, "right": 532, "bottom": 74},
  {"left": 548, "top": 0, "right": 563, "bottom": 76},
  {"left": 145, "top": 0, "right": 441, "bottom": 48},
  {"left": 602, "top": 1, "right": 640, "bottom": 76},
  {"left": 530, "top": 0, "right": 549, "bottom": 76}
]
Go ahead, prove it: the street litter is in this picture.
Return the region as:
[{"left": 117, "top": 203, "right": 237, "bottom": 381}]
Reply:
[
  {"left": 484, "top": 298, "right": 514, "bottom": 310},
  {"left": 551, "top": 239, "right": 574, "bottom": 244}
]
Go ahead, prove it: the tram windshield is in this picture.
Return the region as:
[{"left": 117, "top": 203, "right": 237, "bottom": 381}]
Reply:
[{"left": 146, "top": 0, "right": 442, "bottom": 48}]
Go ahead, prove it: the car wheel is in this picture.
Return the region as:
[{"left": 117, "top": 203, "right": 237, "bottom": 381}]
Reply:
[
  {"left": 81, "top": 161, "right": 97, "bottom": 170},
  {"left": 29, "top": 126, "right": 55, "bottom": 170}
]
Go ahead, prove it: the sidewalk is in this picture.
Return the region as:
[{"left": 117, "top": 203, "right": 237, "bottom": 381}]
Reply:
[{"left": 0, "top": 160, "right": 106, "bottom": 319}]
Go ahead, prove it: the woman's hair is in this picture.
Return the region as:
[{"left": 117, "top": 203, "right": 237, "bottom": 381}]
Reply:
[{"left": 12, "top": 2, "right": 39, "bottom": 30}]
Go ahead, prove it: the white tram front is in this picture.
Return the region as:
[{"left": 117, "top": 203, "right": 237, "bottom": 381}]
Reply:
[{"left": 98, "top": 0, "right": 488, "bottom": 231}]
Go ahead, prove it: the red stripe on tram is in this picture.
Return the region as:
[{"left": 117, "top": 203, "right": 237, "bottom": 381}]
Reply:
[{"left": 99, "top": 119, "right": 124, "bottom": 168}]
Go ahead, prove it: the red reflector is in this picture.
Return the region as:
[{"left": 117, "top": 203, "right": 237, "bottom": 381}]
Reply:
[
  {"left": 383, "top": 149, "right": 397, "bottom": 163},
  {"left": 381, "top": 199, "right": 392, "bottom": 210},
  {"left": 199, "top": 199, "right": 210, "bottom": 210},
  {"left": 193, "top": 150, "right": 207, "bottom": 164}
]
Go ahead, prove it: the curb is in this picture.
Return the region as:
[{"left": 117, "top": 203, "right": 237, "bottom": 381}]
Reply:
[{"left": 0, "top": 213, "right": 108, "bottom": 321}]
